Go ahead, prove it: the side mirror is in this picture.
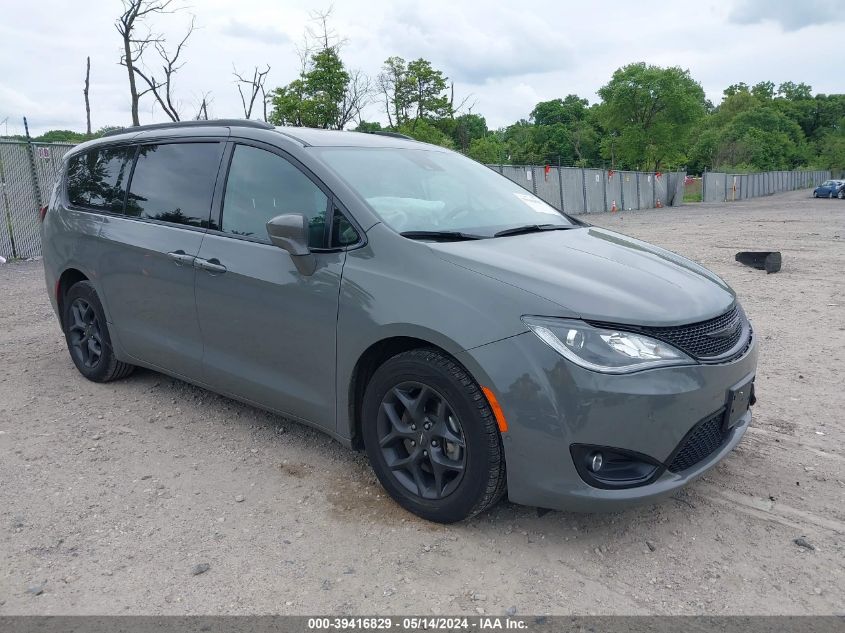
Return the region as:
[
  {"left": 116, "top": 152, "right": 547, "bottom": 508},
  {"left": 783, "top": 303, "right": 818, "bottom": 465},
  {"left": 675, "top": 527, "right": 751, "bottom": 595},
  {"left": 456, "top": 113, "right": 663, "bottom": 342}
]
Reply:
[{"left": 266, "top": 213, "right": 316, "bottom": 276}]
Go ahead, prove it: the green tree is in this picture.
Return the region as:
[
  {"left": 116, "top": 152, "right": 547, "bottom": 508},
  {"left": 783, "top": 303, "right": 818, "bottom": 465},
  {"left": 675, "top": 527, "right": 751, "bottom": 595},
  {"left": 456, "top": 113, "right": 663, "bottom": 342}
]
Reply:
[
  {"left": 723, "top": 82, "right": 750, "bottom": 97},
  {"left": 268, "top": 47, "right": 350, "bottom": 129},
  {"left": 777, "top": 81, "right": 812, "bottom": 101},
  {"left": 468, "top": 134, "right": 506, "bottom": 164},
  {"left": 377, "top": 57, "right": 452, "bottom": 130},
  {"left": 377, "top": 56, "right": 414, "bottom": 127},
  {"left": 437, "top": 113, "right": 487, "bottom": 152},
  {"left": 530, "top": 95, "right": 588, "bottom": 126},
  {"left": 396, "top": 119, "right": 454, "bottom": 148},
  {"left": 35, "top": 130, "right": 91, "bottom": 143},
  {"left": 751, "top": 81, "right": 775, "bottom": 101},
  {"left": 502, "top": 120, "right": 544, "bottom": 164},
  {"left": 597, "top": 63, "right": 707, "bottom": 170},
  {"left": 406, "top": 59, "right": 450, "bottom": 125},
  {"left": 354, "top": 121, "right": 383, "bottom": 133},
  {"left": 816, "top": 123, "right": 845, "bottom": 169}
]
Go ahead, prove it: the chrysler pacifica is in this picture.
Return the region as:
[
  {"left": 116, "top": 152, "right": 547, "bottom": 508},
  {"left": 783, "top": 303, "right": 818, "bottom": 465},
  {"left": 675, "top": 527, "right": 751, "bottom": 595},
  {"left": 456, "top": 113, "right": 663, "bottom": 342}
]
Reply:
[{"left": 41, "top": 120, "right": 757, "bottom": 523}]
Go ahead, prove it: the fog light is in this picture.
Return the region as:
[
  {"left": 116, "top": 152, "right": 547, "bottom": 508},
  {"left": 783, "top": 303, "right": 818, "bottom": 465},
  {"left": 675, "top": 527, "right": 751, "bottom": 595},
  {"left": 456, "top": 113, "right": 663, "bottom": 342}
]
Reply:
[{"left": 570, "top": 444, "right": 662, "bottom": 490}]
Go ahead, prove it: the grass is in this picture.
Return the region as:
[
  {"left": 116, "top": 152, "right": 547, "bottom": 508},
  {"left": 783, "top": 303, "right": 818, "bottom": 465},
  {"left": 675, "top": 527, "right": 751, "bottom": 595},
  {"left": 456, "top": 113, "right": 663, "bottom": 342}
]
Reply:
[{"left": 683, "top": 178, "right": 702, "bottom": 203}]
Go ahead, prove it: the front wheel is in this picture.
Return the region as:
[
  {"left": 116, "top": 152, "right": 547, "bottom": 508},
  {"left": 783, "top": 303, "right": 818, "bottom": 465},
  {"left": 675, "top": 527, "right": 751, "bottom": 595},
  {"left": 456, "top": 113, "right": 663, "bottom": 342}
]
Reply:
[
  {"left": 361, "top": 349, "right": 506, "bottom": 523},
  {"left": 62, "top": 281, "right": 135, "bottom": 382}
]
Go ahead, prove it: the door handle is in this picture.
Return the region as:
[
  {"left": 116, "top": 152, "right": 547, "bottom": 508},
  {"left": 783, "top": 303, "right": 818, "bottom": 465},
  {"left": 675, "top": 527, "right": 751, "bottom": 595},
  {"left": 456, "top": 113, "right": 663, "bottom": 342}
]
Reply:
[
  {"left": 194, "top": 257, "right": 227, "bottom": 274},
  {"left": 167, "top": 250, "right": 195, "bottom": 266}
]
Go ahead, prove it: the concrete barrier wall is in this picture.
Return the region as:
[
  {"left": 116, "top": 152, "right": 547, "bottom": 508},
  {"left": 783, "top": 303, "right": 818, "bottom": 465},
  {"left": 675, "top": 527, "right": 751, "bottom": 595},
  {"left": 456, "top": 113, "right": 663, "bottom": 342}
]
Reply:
[
  {"left": 702, "top": 169, "right": 831, "bottom": 203},
  {"left": 488, "top": 165, "right": 685, "bottom": 214}
]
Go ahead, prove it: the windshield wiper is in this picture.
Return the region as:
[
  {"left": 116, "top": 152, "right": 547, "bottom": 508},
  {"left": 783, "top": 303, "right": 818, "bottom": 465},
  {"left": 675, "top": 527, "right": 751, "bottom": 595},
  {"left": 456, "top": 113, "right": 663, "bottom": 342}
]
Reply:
[
  {"left": 493, "top": 224, "right": 577, "bottom": 238},
  {"left": 400, "top": 230, "right": 485, "bottom": 241}
]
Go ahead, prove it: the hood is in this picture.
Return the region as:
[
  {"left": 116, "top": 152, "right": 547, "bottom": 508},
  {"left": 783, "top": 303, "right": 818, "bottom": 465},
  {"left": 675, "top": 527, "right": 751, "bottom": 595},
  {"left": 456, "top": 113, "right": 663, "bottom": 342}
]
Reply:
[{"left": 429, "top": 227, "right": 735, "bottom": 327}]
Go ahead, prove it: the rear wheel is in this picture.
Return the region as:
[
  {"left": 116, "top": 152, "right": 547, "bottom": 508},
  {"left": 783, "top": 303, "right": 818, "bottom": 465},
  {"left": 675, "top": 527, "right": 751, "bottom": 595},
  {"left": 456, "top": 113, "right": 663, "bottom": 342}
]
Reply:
[
  {"left": 829, "top": 192, "right": 835, "bottom": 199},
  {"left": 62, "top": 281, "right": 134, "bottom": 383},
  {"left": 361, "top": 349, "right": 506, "bottom": 523}
]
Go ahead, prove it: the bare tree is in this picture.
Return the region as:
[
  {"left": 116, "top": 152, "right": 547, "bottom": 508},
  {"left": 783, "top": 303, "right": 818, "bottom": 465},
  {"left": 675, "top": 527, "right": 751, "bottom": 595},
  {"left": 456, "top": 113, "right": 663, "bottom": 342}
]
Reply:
[
  {"left": 338, "top": 69, "right": 372, "bottom": 128},
  {"left": 448, "top": 82, "right": 476, "bottom": 118},
  {"left": 233, "top": 65, "right": 271, "bottom": 120},
  {"left": 195, "top": 92, "right": 212, "bottom": 120},
  {"left": 115, "top": 0, "right": 178, "bottom": 126},
  {"left": 131, "top": 16, "right": 196, "bottom": 122},
  {"left": 83, "top": 57, "right": 92, "bottom": 135},
  {"left": 306, "top": 6, "right": 345, "bottom": 50}
]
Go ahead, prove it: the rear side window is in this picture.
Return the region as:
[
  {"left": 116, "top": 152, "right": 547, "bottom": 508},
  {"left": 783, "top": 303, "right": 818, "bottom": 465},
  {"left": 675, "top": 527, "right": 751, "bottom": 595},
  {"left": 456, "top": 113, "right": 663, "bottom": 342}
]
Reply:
[
  {"left": 126, "top": 143, "right": 223, "bottom": 228},
  {"left": 66, "top": 146, "right": 134, "bottom": 212},
  {"left": 221, "top": 144, "right": 328, "bottom": 247}
]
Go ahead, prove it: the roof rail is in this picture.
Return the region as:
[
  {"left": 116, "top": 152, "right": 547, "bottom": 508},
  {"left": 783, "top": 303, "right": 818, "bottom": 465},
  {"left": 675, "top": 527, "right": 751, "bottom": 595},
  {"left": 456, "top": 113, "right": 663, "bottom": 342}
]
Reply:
[
  {"left": 102, "top": 119, "right": 274, "bottom": 138},
  {"left": 371, "top": 131, "right": 415, "bottom": 140}
]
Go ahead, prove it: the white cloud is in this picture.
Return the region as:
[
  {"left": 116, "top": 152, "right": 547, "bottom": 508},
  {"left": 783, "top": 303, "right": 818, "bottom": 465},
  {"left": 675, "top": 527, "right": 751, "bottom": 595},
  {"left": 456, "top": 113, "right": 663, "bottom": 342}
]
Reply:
[
  {"left": 729, "top": 0, "right": 845, "bottom": 30},
  {"left": 0, "top": 0, "right": 843, "bottom": 136},
  {"left": 219, "top": 18, "right": 291, "bottom": 45}
]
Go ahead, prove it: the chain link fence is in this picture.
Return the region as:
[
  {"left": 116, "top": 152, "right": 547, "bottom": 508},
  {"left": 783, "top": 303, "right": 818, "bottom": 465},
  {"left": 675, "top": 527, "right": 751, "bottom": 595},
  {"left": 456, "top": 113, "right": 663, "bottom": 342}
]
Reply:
[
  {"left": 487, "top": 165, "right": 686, "bottom": 214},
  {"left": 1, "top": 140, "right": 74, "bottom": 259},
  {"left": 701, "top": 169, "right": 830, "bottom": 203}
]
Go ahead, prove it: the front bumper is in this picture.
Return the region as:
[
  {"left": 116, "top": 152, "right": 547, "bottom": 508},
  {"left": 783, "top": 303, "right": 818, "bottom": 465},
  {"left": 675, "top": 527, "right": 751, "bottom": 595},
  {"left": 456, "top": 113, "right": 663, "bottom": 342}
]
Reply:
[{"left": 457, "top": 330, "right": 758, "bottom": 512}]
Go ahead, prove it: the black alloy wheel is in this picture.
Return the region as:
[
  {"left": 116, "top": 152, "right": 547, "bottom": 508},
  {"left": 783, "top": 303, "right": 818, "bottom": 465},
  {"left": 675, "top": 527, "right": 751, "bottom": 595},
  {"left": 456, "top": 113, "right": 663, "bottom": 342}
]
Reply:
[
  {"left": 377, "top": 381, "right": 467, "bottom": 500},
  {"left": 66, "top": 297, "right": 104, "bottom": 369},
  {"left": 62, "top": 280, "right": 135, "bottom": 382},
  {"left": 361, "top": 348, "right": 506, "bottom": 523}
]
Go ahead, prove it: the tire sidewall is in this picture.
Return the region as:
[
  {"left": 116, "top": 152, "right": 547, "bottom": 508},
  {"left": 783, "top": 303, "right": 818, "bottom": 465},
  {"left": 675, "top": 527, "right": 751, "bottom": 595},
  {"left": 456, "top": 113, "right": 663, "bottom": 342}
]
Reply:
[
  {"left": 362, "top": 353, "right": 497, "bottom": 523},
  {"left": 62, "top": 281, "right": 115, "bottom": 382}
]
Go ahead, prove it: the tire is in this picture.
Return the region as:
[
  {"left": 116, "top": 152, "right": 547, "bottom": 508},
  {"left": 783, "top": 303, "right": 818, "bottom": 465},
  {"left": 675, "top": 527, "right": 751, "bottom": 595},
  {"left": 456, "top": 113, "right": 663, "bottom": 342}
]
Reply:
[
  {"left": 62, "top": 281, "right": 135, "bottom": 383},
  {"left": 361, "top": 348, "right": 506, "bottom": 523},
  {"left": 813, "top": 192, "right": 819, "bottom": 198},
  {"left": 838, "top": 190, "right": 844, "bottom": 199},
  {"left": 829, "top": 192, "right": 835, "bottom": 199}
]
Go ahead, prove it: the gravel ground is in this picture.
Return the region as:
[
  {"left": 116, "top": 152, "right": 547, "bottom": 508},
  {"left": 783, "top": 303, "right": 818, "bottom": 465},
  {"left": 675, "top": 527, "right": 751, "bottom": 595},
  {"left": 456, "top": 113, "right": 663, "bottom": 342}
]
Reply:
[{"left": 1, "top": 189, "right": 843, "bottom": 615}]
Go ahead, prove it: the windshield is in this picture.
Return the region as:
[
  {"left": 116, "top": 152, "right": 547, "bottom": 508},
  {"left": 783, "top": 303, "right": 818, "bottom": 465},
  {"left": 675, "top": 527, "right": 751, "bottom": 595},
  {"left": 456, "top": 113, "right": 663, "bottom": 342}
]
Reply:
[{"left": 314, "top": 147, "right": 577, "bottom": 236}]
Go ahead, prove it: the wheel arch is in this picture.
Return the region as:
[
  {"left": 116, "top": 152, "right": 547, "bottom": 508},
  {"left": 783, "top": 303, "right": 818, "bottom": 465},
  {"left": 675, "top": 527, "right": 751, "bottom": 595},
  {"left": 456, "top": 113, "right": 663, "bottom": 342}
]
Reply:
[
  {"left": 56, "top": 268, "right": 90, "bottom": 323},
  {"left": 346, "top": 335, "right": 473, "bottom": 450}
]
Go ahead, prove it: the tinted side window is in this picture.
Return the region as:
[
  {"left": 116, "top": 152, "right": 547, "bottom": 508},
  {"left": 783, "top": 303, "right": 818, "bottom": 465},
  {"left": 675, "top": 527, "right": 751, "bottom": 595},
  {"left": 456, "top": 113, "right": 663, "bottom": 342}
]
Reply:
[
  {"left": 66, "top": 146, "right": 134, "bottom": 212},
  {"left": 331, "top": 209, "right": 360, "bottom": 247},
  {"left": 222, "top": 145, "right": 328, "bottom": 247},
  {"left": 126, "top": 143, "right": 223, "bottom": 227}
]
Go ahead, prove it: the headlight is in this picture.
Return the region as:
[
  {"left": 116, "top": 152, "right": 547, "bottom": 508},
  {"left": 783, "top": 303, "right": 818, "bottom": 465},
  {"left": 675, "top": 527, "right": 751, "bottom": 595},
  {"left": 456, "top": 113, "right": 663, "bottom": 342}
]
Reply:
[{"left": 522, "top": 316, "right": 695, "bottom": 374}]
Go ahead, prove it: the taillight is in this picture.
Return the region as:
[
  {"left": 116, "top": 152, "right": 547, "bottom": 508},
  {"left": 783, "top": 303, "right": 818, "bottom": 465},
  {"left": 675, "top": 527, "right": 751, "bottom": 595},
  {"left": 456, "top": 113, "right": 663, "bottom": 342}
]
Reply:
[{"left": 39, "top": 205, "right": 48, "bottom": 222}]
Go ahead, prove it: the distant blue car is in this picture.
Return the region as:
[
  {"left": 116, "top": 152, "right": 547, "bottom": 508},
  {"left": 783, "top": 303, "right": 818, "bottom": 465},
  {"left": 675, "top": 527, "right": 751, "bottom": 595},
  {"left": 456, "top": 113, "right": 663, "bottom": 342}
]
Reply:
[{"left": 813, "top": 180, "right": 844, "bottom": 198}]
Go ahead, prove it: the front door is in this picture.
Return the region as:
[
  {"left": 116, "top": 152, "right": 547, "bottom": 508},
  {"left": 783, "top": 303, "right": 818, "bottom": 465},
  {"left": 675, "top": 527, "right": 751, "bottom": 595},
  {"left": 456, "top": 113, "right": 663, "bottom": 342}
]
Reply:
[{"left": 194, "top": 142, "right": 344, "bottom": 431}]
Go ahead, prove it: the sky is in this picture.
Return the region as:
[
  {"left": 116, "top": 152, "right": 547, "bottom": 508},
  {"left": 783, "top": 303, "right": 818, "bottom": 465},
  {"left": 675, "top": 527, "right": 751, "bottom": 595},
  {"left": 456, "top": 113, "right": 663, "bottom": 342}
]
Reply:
[{"left": 1, "top": 0, "right": 844, "bottom": 136}]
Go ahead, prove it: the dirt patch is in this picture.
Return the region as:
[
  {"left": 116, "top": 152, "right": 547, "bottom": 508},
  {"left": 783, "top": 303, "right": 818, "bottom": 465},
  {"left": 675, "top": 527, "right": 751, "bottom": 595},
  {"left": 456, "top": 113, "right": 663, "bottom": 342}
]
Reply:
[{"left": 1, "top": 189, "right": 843, "bottom": 615}]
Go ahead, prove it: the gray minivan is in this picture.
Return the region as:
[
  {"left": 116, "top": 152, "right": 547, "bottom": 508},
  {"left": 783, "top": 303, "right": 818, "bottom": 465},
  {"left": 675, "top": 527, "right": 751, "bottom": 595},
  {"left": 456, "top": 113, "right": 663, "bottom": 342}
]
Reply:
[{"left": 41, "top": 120, "right": 757, "bottom": 523}]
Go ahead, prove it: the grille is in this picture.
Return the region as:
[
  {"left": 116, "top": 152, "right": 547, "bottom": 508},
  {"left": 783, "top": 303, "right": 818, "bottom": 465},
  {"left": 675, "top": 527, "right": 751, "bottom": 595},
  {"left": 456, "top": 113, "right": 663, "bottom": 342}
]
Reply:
[
  {"left": 667, "top": 411, "right": 728, "bottom": 473},
  {"left": 641, "top": 306, "right": 745, "bottom": 360}
]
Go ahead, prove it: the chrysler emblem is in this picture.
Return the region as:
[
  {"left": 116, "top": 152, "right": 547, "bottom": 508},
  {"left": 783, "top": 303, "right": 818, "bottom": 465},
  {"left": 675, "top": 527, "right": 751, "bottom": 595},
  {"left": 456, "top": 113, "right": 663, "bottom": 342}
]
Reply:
[{"left": 706, "top": 320, "right": 740, "bottom": 340}]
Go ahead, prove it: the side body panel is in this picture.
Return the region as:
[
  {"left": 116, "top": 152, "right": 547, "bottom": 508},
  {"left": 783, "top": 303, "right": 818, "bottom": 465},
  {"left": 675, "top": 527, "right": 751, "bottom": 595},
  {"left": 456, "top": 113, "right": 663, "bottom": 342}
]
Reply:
[
  {"left": 194, "top": 234, "right": 344, "bottom": 431},
  {"left": 41, "top": 206, "right": 104, "bottom": 319},
  {"left": 95, "top": 216, "right": 205, "bottom": 377}
]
